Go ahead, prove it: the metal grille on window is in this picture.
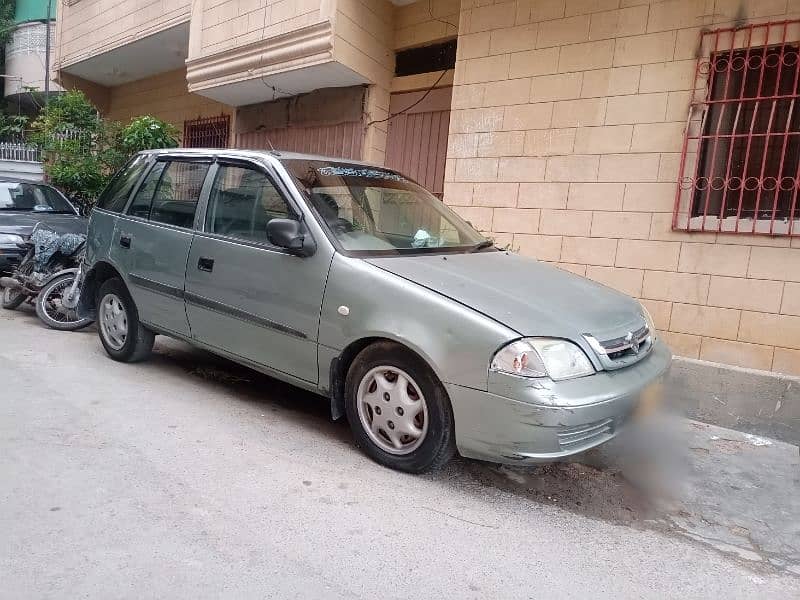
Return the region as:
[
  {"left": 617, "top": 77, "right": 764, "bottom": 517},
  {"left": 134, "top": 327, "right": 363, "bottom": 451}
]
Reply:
[
  {"left": 674, "top": 20, "right": 800, "bottom": 236},
  {"left": 183, "top": 115, "right": 230, "bottom": 149}
]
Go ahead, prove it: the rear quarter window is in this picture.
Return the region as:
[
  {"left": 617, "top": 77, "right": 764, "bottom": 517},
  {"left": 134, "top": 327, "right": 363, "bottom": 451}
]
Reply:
[{"left": 95, "top": 154, "right": 149, "bottom": 213}]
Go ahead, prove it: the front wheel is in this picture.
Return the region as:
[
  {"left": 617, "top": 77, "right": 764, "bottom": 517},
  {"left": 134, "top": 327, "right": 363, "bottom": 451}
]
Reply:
[
  {"left": 2, "top": 285, "right": 26, "bottom": 310},
  {"left": 344, "top": 341, "right": 456, "bottom": 473},
  {"left": 35, "top": 274, "right": 94, "bottom": 331}
]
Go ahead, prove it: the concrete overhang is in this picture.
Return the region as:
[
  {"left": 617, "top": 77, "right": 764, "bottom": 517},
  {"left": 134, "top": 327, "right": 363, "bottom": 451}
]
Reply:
[
  {"left": 185, "top": 21, "right": 369, "bottom": 107},
  {"left": 59, "top": 22, "right": 190, "bottom": 87}
]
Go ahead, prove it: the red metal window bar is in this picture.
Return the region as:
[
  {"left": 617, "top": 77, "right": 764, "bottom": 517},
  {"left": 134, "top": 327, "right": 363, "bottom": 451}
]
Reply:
[
  {"left": 183, "top": 115, "right": 231, "bottom": 149},
  {"left": 674, "top": 20, "right": 800, "bottom": 236}
]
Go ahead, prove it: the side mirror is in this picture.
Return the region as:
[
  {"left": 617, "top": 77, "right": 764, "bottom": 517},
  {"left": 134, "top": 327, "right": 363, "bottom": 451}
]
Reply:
[{"left": 267, "top": 218, "right": 316, "bottom": 257}]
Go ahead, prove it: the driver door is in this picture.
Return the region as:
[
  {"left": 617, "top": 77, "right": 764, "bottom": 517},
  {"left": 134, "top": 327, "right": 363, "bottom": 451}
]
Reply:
[{"left": 184, "top": 160, "right": 332, "bottom": 384}]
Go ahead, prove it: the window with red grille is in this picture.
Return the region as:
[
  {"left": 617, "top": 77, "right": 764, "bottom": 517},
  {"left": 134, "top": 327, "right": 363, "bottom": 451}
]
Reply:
[
  {"left": 674, "top": 21, "right": 800, "bottom": 236},
  {"left": 183, "top": 115, "right": 230, "bottom": 149}
]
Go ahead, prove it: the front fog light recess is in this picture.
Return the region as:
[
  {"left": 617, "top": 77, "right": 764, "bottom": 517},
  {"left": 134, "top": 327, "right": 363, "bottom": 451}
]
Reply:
[{"left": 491, "top": 338, "right": 594, "bottom": 381}]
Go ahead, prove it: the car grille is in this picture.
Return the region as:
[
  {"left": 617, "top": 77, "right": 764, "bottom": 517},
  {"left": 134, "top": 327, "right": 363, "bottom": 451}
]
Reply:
[
  {"left": 583, "top": 321, "right": 652, "bottom": 370},
  {"left": 557, "top": 418, "right": 615, "bottom": 450},
  {"left": 599, "top": 324, "right": 650, "bottom": 360}
]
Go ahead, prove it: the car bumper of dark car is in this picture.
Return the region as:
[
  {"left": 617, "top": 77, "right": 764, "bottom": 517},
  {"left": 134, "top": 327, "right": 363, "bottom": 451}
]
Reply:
[
  {"left": 0, "top": 247, "right": 24, "bottom": 275},
  {"left": 447, "top": 339, "right": 672, "bottom": 465}
]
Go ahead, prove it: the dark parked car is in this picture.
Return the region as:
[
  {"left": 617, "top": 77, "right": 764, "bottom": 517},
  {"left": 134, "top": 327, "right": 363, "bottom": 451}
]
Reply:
[{"left": 0, "top": 178, "right": 87, "bottom": 274}]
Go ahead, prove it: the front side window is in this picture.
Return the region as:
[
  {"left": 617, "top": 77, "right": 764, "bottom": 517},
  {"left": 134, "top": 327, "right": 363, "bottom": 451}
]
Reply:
[
  {"left": 205, "top": 164, "right": 291, "bottom": 243},
  {"left": 148, "top": 161, "right": 209, "bottom": 228},
  {"left": 282, "top": 160, "right": 486, "bottom": 255},
  {"left": 95, "top": 154, "right": 148, "bottom": 213},
  {"left": 0, "top": 182, "right": 74, "bottom": 213}
]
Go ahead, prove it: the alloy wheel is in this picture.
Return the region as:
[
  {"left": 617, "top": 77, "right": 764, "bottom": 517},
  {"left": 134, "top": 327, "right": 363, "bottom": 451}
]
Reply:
[
  {"left": 356, "top": 366, "right": 429, "bottom": 455},
  {"left": 99, "top": 293, "right": 128, "bottom": 350}
]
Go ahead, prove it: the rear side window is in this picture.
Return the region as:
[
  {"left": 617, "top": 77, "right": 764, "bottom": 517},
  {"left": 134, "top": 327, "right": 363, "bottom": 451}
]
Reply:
[
  {"left": 128, "top": 162, "right": 166, "bottom": 219},
  {"left": 149, "top": 161, "right": 209, "bottom": 228},
  {"left": 95, "top": 155, "right": 148, "bottom": 213},
  {"left": 205, "top": 164, "right": 291, "bottom": 243}
]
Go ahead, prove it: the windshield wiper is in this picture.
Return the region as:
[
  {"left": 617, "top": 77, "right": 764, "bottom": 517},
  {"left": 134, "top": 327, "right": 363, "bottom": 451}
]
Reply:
[{"left": 469, "top": 240, "right": 494, "bottom": 252}]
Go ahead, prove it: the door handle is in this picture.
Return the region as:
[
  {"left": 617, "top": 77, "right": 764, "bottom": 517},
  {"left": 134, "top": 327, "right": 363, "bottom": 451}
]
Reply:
[
  {"left": 119, "top": 234, "right": 131, "bottom": 249},
  {"left": 197, "top": 257, "right": 214, "bottom": 272}
]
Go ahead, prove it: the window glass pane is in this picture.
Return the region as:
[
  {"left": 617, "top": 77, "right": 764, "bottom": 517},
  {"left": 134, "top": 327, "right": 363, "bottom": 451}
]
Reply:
[
  {"left": 149, "top": 161, "right": 209, "bottom": 228},
  {"left": 205, "top": 165, "right": 290, "bottom": 242},
  {"left": 282, "top": 160, "right": 484, "bottom": 254},
  {"left": 128, "top": 162, "right": 166, "bottom": 219},
  {"left": 96, "top": 155, "right": 148, "bottom": 213}
]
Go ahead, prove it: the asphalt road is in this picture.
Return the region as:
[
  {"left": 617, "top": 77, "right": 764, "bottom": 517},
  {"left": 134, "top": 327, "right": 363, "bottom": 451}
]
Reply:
[{"left": 2, "top": 306, "right": 798, "bottom": 599}]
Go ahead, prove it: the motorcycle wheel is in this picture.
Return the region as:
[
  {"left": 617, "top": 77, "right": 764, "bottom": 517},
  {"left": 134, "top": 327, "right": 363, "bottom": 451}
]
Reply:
[
  {"left": 2, "top": 285, "right": 26, "bottom": 310},
  {"left": 35, "top": 274, "right": 94, "bottom": 331}
]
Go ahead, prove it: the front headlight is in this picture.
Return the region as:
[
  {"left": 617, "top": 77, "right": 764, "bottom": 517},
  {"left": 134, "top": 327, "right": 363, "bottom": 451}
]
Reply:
[
  {"left": 640, "top": 304, "right": 657, "bottom": 341},
  {"left": 491, "top": 338, "right": 595, "bottom": 381},
  {"left": 0, "top": 233, "right": 24, "bottom": 245}
]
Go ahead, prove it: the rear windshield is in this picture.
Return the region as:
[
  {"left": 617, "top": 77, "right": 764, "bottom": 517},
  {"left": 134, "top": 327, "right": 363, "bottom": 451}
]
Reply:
[{"left": 0, "top": 182, "right": 74, "bottom": 213}]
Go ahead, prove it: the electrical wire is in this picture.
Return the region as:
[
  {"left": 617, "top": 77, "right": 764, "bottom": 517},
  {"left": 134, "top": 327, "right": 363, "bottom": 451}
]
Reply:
[{"left": 366, "top": 68, "right": 450, "bottom": 127}]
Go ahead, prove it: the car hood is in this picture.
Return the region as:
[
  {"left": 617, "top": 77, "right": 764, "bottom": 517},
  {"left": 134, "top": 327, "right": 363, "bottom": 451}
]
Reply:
[
  {"left": 0, "top": 212, "right": 88, "bottom": 237},
  {"left": 365, "top": 251, "right": 645, "bottom": 341}
]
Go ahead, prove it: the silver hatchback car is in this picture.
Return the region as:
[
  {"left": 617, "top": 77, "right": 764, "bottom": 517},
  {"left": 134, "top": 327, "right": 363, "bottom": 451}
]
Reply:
[{"left": 81, "top": 149, "right": 671, "bottom": 473}]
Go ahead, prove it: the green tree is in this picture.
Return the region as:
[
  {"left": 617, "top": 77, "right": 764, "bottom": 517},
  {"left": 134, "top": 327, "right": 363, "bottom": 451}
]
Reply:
[
  {"left": 30, "top": 90, "right": 183, "bottom": 211},
  {"left": 119, "top": 115, "right": 179, "bottom": 155},
  {"left": 30, "top": 90, "right": 109, "bottom": 209}
]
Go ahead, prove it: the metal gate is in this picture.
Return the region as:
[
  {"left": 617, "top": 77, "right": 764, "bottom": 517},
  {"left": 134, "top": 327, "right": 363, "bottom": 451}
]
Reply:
[{"left": 385, "top": 87, "right": 452, "bottom": 198}]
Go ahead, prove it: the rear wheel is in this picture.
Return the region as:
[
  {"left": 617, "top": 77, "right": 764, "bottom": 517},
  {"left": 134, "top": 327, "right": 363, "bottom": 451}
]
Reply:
[
  {"left": 35, "top": 274, "right": 94, "bottom": 331},
  {"left": 1, "top": 285, "right": 26, "bottom": 310},
  {"left": 97, "top": 278, "right": 154, "bottom": 362},
  {"left": 344, "top": 341, "right": 456, "bottom": 473}
]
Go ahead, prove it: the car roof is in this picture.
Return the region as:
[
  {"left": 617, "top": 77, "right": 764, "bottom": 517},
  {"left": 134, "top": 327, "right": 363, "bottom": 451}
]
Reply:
[
  {"left": 140, "top": 148, "right": 377, "bottom": 167},
  {"left": 0, "top": 177, "right": 54, "bottom": 185}
]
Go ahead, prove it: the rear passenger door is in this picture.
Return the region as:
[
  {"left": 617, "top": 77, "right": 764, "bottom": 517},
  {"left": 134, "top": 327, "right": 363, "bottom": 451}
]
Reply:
[{"left": 111, "top": 157, "right": 212, "bottom": 337}]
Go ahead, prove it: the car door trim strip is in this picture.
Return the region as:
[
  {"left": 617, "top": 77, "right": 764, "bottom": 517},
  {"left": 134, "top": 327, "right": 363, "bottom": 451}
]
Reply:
[
  {"left": 129, "top": 273, "right": 185, "bottom": 299},
  {"left": 184, "top": 291, "right": 307, "bottom": 340}
]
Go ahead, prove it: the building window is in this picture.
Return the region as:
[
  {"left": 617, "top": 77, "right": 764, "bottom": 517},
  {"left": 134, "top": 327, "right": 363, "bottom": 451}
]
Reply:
[
  {"left": 183, "top": 115, "right": 230, "bottom": 149},
  {"left": 395, "top": 39, "right": 456, "bottom": 77},
  {"left": 674, "top": 21, "right": 800, "bottom": 236}
]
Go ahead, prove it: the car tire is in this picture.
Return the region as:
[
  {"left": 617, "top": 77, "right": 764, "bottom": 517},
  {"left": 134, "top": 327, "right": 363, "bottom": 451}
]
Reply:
[
  {"left": 344, "top": 341, "right": 456, "bottom": 473},
  {"left": 1, "top": 285, "right": 26, "bottom": 310},
  {"left": 96, "top": 277, "right": 154, "bottom": 363}
]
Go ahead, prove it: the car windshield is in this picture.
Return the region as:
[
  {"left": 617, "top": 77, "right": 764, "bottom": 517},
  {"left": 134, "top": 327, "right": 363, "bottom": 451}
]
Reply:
[
  {"left": 0, "top": 182, "right": 74, "bottom": 213},
  {"left": 282, "top": 159, "right": 487, "bottom": 255}
]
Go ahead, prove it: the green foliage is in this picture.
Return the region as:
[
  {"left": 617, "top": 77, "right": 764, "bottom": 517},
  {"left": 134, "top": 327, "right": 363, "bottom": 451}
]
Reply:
[
  {"left": 31, "top": 89, "right": 102, "bottom": 137},
  {"left": 119, "top": 115, "right": 179, "bottom": 155},
  {"left": 0, "top": 112, "right": 29, "bottom": 138},
  {"left": 0, "top": 1, "right": 16, "bottom": 48},
  {"left": 29, "top": 90, "right": 180, "bottom": 210},
  {"left": 29, "top": 90, "right": 107, "bottom": 208}
]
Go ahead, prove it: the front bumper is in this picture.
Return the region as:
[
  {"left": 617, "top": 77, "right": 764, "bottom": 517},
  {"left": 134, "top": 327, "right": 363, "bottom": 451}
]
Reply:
[{"left": 447, "top": 339, "right": 672, "bottom": 465}]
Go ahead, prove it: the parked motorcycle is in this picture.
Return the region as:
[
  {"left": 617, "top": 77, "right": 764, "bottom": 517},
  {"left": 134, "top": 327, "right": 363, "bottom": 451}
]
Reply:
[{"left": 0, "top": 223, "right": 93, "bottom": 331}]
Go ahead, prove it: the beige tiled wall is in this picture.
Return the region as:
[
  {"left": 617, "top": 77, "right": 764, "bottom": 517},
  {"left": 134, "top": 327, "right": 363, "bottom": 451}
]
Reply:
[
  {"left": 106, "top": 69, "right": 233, "bottom": 143},
  {"left": 195, "top": 0, "right": 328, "bottom": 58},
  {"left": 395, "top": 0, "right": 460, "bottom": 49},
  {"left": 335, "top": 0, "right": 395, "bottom": 164},
  {"left": 446, "top": 0, "right": 800, "bottom": 375},
  {"left": 56, "top": 0, "right": 191, "bottom": 67}
]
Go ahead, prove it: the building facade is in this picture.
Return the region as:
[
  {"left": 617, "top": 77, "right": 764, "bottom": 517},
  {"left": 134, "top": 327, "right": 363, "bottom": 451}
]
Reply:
[
  {"left": 4, "top": 0, "right": 62, "bottom": 110},
  {"left": 54, "top": 0, "right": 800, "bottom": 377}
]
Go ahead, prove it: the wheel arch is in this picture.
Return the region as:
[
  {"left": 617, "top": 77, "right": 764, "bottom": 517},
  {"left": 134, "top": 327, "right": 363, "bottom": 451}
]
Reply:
[
  {"left": 328, "top": 335, "right": 443, "bottom": 421},
  {"left": 78, "top": 260, "right": 125, "bottom": 319}
]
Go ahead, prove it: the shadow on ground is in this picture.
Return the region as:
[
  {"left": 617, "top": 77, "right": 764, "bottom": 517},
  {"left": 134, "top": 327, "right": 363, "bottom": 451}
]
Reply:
[{"left": 143, "top": 336, "right": 800, "bottom": 578}]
